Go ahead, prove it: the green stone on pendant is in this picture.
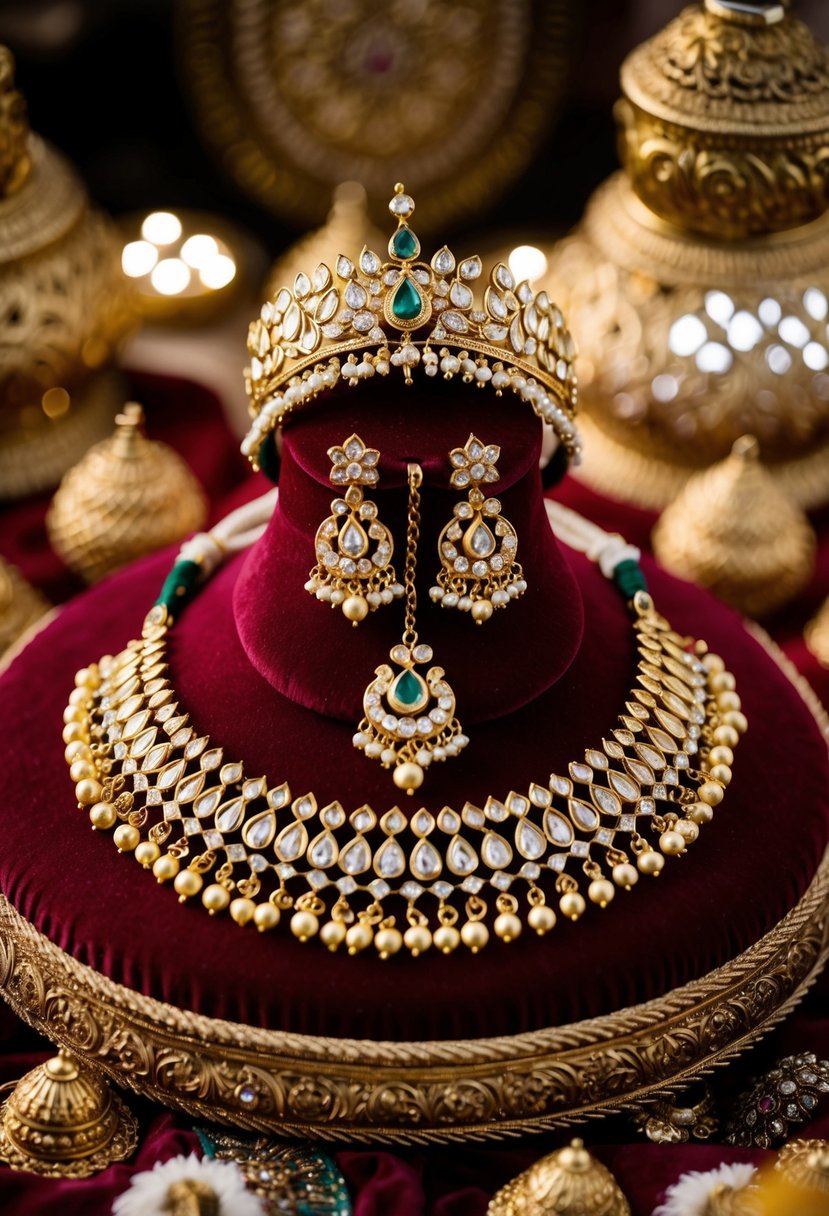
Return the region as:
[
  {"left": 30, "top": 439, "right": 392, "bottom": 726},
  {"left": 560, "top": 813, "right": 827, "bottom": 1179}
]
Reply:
[
  {"left": 392, "top": 225, "right": 419, "bottom": 259},
  {"left": 390, "top": 275, "right": 423, "bottom": 322},
  {"left": 389, "top": 667, "right": 429, "bottom": 713}
]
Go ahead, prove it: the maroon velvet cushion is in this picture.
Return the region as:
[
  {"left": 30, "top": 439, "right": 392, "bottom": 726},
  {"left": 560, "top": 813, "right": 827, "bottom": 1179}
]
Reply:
[{"left": 0, "top": 537, "right": 826, "bottom": 1040}]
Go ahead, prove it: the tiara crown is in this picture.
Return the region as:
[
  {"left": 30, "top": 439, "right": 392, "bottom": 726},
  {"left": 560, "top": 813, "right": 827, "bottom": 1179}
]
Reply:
[{"left": 243, "top": 184, "right": 579, "bottom": 467}]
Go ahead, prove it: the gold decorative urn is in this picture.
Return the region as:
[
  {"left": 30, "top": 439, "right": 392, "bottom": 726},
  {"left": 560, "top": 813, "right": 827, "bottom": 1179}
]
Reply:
[
  {"left": 0, "top": 48, "right": 135, "bottom": 500},
  {"left": 546, "top": 0, "right": 829, "bottom": 510}
]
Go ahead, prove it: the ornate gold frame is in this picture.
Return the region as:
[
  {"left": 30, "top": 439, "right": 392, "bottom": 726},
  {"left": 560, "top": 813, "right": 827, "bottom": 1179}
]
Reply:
[{"left": 0, "top": 851, "right": 827, "bottom": 1144}]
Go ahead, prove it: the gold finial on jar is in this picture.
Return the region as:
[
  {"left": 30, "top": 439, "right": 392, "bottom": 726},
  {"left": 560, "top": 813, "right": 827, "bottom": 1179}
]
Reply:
[
  {"left": 47, "top": 403, "right": 207, "bottom": 584},
  {"left": 652, "top": 435, "right": 816, "bottom": 616},
  {"left": 487, "top": 1138, "right": 630, "bottom": 1216},
  {"left": 0, "top": 1050, "right": 138, "bottom": 1176}
]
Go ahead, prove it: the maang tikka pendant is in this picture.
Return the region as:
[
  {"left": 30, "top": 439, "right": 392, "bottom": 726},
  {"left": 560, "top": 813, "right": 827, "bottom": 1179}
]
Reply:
[
  {"left": 353, "top": 463, "right": 467, "bottom": 793},
  {"left": 430, "top": 434, "right": 525, "bottom": 623},
  {"left": 306, "top": 434, "right": 403, "bottom": 624}
]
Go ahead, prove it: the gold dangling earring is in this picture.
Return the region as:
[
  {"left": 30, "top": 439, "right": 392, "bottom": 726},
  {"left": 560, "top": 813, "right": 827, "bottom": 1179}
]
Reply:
[
  {"left": 306, "top": 434, "right": 403, "bottom": 624},
  {"left": 353, "top": 463, "right": 467, "bottom": 794},
  {"left": 430, "top": 434, "right": 525, "bottom": 624}
]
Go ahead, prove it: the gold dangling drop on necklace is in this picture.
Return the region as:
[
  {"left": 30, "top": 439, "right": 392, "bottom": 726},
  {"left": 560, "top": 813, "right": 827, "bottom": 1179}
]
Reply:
[{"left": 352, "top": 463, "right": 467, "bottom": 792}]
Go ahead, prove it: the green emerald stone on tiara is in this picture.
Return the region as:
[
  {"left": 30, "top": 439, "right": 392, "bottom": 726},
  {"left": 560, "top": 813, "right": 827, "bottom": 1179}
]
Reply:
[
  {"left": 391, "top": 225, "right": 419, "bottom": 260},
  {"left": 391, "top": 276, "right": 423, "bottom": 322}
]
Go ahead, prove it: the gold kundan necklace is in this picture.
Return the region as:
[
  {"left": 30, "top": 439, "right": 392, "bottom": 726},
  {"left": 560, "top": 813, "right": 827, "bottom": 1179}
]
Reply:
[{"left": 62, "top": 495, "right": 745, "bottom": 959}]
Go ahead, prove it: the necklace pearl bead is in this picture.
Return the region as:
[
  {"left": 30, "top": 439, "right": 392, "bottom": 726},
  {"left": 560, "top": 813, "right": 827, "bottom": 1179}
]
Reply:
[
  {"left": 291, "top": 910, "right": 320, "bottom": 942},
  {"left": 528, "top": 904, "right": 557, "bottom": 934}
]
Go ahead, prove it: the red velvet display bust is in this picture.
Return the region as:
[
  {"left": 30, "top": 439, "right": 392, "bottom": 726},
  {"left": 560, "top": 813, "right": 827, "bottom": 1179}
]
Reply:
[{"left": 0, "top": 382, "right": 827, "bottom": 1043}]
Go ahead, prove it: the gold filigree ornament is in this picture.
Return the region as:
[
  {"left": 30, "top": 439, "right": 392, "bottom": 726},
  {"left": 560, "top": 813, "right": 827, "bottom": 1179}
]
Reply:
[
  {"left": 430, "top": 434, "right": 526, "bottom": 624},
  {"left": 305, "top": 433, "right": 402, "bottom": 624},
  {"left": 488, "top": 1138, "right": 630, "bottom": 1216},
  {"left": 652, "top": 436, "right": 816, "bottom": 617},
  {"left": 61, "top": 493, "right": 745, "bottom": 959},
  {"left": 47, "top": 402, "right": 208, "bottom": 585},
  {"left": 242, "top": 184, "right": 580, "bottom": 472},
  {"left": 0, "top": 46, "right": 136, "bottom": 501},
  {"left": 0, "top": 1049, "right": 137, "bottom": 1177},
  {"left": 544, "top": 0, "right": 829, "bottom": 512}
]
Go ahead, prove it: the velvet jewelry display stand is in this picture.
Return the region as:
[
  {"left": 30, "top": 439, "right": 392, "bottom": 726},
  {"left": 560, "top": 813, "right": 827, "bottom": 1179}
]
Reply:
[{"left": 0, "top": 383, "right": 828, "bottom": 1142}]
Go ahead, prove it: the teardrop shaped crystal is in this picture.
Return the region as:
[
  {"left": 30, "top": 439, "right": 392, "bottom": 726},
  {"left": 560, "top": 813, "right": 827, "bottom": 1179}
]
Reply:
[
  {"left": 131, "top": 727, "right": 157, "bottom": 757},
  {"left": 243, "top": 809, "right": 277, "bottom": 849},
  {"left": 388, "top": 668, "right": 429, "bottom": 714},
  {"left": 465, "top": 521, "right": 496, "bottom": 558},
  {"left": 339, "top": 520, "right": 368, "bottom": 557},
  {"left": 515, "top": 819, "right": 545, "bottom": 860},
  {"left": 591, "top": 787, "right": 621, "bottom": 816},
  {"left": 340, "top": 837, "right": 371, "bottom": 875},
  {"left": 193, "top": 788, "right": 221, "bottom": 819},
  {"left": 308, "top": 830, "right": 338, "bottom": 868},
  {"left": 569, "top": 799, "right": 599, "bottom": 831},
  {"left": 411, "top": 839, "right": 442, "bottom": 880},
  {"left": 375, "top": 837, "right": 406, "bottom": 878},
  {"left": 482, "top": 831, "right": 513, "bottom": 870},
  {"left": 275, "top": 820, "right": 307, "bottom": 861},
  {"left": 175, "top": 772, "right": 205, "bottom": 804},
  {"left": 543, "top": 809, "right": 574, "bottom": 846},
  {"left": 610, "top": 771, "right": 641, "bottom": 800},
  {"left": 391, "top": 275, "right": 423, "bottom": 322},
  {"left": 158, "top": 759, "right": 186, "bottom": 789},
  {"left": 447, "top": 835, "right": 478, "bottom": 875},
  {"left": 216, "top": 798, "right": 245, "bottom": 833}
]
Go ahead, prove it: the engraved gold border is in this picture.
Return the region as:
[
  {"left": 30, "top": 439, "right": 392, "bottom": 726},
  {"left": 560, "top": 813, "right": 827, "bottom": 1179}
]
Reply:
[{"left": 0, "top": 847, "right": 826, "bottom": 1144}]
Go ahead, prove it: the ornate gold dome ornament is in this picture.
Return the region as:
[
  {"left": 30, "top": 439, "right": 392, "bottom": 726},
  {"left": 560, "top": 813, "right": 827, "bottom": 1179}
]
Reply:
[
  {"left": 545, "top": 0, "right": 829, "bottom": 511},
  {"left": 751, "top": 1138, "right": 829, "bottom": 1215},
  {"left": 652, "top": 435, "right": 816, "bottom": 617},
  {"left": 0, "top": 47, "right": 136, "bottom": 501},
  {"left": 47, "top": 402, "right": 208, "bottom": 585},
  {"left": 0, "top": 1050, "right": 138, "bottom": 1177},
  {"left": 487, "top": 1138, "right": 630, "bottom": 1216},
  {"left": 265, "top": 181, "right": 384, "bottom": 304},
  {"left": 0, "top": 555, "right": 49, "bottom": 659},
  {"left": 179, "top": 0, "right": 574, "bottom": 233}
]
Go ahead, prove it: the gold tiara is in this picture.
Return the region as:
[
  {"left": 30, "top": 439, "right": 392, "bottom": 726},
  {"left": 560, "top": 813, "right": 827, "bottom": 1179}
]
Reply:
[{"left": 242, "top": 184, "right": 580, "bottom": 468}]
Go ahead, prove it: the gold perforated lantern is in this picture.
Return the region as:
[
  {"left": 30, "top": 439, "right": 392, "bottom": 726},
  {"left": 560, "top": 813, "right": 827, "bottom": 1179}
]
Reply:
[{"left": 545, "top": 0, "right": 829, "bottom": 510}]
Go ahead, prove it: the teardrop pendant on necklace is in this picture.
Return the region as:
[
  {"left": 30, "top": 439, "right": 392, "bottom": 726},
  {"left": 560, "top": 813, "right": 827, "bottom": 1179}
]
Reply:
[
  {"left": 387, "top": 667, "right": 430, "bottom": 714},
  {"left": 339, "top": 519, "right": 368, "bottom": 558},
  {"left": 464, "top": 519, "right": 496, "bottom": 558}
]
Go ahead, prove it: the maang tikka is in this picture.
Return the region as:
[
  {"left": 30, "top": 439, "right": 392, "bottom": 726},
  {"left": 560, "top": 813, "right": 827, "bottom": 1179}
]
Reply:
[
  {"left": 353, "top": 463, "right": 467, "bottom": 793},
  {"left": 306, "top": 434, "right": 403, "bottom": 624},
  {"left": 430, "top": 434, "right": 525, "bottom": 623}
]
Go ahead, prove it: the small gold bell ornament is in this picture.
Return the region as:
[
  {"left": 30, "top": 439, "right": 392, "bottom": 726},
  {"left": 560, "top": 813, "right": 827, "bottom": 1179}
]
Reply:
[
  {"left": 652, "top": 435, "right": 816, "bottom": 617},
  {"left": 47, "top": 402, "right": 207, "bottom": 584},
  {"left": 0, "top": 1049, "right": 137, "bottom": 1177},
  {"left": 487, "top": 1138, "right": 630, "bottom": 1216}
]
